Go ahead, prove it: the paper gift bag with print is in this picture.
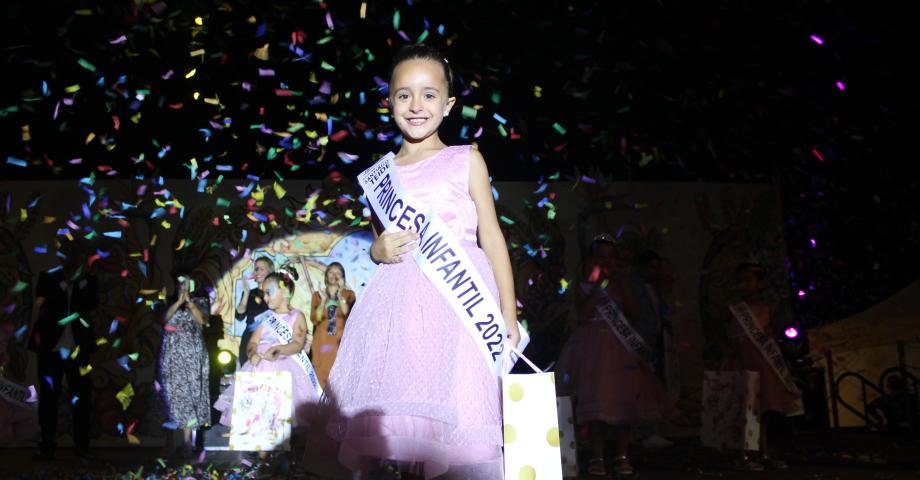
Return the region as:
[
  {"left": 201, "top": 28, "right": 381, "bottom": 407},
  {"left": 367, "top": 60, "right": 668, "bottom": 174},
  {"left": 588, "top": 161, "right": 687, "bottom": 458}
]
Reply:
[
  {"left": 502, "top": 349, "right": 563, "bottom": 480},
  {"left": 229, "top": 371, "right": 293, "bottom": 452},
  {"left": 701, "top": 370, "right": 761, "bottom": 451},
  {"left": 555, "top": 396, "right": 579, "bottom": 478}
]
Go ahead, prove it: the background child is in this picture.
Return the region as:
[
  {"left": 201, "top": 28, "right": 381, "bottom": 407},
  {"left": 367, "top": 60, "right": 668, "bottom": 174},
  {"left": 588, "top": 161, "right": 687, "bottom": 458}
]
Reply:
[
  {"left": 556, "top": 234, "right": 668, "bottom": 476},
  {"left": 215, "top": 267, "right": 319, "bottom": 432},
  {"left": 721, "top": 262, "right": 803, "bottom": 470}
]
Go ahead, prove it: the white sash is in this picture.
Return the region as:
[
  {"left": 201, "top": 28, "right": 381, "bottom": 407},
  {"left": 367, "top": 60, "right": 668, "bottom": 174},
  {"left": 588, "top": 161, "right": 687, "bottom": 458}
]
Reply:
[
  {"left": 256, "top": 310, "right": 324, "bottom": 398},
  {"left": 729, "top": 302, "right": 801, "bottom": 396},
  {"left": 358, "top": 152, "right": 525, "bottom": 377},
  {"left": 593, "top": 287, "right": 657, "bottom": 369},
  {"left": 0, "top": 376, "right": 37, "bottom": 410}
]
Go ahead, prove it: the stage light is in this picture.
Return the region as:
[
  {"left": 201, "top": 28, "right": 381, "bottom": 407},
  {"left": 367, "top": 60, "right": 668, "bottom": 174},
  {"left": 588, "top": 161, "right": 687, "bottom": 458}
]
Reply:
[
  {"left": 217, "top": 350, "right": 233, "bottom": 365},
  {"left": 784, "top": 326, "right": 799, "bottom": 339}
]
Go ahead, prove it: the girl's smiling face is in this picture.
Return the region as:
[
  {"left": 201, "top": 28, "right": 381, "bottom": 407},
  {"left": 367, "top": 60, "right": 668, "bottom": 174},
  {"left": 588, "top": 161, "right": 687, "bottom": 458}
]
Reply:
[{"left": 389, "top": 58, "right": 456, "bottom": 143}]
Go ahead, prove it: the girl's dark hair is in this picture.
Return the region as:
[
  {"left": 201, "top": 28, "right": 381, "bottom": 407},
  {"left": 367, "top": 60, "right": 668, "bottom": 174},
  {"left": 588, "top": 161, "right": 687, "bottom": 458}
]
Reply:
[
  {"left": 390, "top": 44, "right": 454, "bottom": 96},
  {"left": 265, "top": 265, "right": 299, "bottom": 293},
  {"left": 325, "top": 262, "right": 347, "bottom": 283}
]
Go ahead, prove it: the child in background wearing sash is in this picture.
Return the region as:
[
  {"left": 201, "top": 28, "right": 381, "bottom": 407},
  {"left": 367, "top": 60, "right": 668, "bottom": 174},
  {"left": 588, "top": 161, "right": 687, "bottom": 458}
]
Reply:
[
  {"left": 721, "top": 262, "right": 802, "bottom": 471},
  {"left": 317, "top": 44, "right": 521, "bottom": 479},
  {"left": 215, "top": 267, "right": 320, "bottom": 431},
  {"left": 556, "top": 234, "right": 667, "bottom": 477}
]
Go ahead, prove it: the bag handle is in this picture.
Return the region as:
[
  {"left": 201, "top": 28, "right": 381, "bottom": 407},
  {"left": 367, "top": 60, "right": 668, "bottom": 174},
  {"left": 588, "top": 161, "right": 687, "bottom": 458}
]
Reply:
[{"left": 508, "top": 344, "right": 544, "bottom": 374}]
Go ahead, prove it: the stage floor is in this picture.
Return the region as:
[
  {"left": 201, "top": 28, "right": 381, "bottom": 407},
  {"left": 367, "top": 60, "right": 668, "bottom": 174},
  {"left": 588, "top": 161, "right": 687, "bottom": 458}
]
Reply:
[{"left": 1, "top": 431, "right": 918, "bottom": 479}]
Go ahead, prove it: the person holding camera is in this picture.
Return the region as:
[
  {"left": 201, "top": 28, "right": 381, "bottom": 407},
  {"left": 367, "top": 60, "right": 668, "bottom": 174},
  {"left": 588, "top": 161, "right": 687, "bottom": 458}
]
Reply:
[{"left": 158, "top": 270, "right": 211, "bottom": 457}]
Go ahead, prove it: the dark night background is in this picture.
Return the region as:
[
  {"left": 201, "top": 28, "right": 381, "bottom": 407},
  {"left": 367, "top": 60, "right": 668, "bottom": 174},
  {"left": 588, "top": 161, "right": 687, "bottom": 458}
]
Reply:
[{"left": 2, "top": 0, "right": 919, "bottom": 329}]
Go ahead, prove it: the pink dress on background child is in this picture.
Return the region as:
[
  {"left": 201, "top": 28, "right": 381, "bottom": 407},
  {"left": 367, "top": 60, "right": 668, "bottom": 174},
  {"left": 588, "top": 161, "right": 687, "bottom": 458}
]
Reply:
[
  {"left": 214, "top": 309, "right": 319, "bottom": 428},
  {"left": 321, "top": 146, "right": 504, "bottom": 479},
  {"left": 726, "top": 302, "right": 803, "bottom": 415},
  {"left": 556, "top": 283, "right": 667, "bottom": 425}
]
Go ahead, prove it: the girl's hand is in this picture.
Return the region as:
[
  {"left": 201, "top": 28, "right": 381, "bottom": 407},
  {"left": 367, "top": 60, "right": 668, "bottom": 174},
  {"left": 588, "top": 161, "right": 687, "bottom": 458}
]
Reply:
[
  {"left": 249, "top": 353, "right": 262, "bottom": 367},
  {"left": 504, "top": 317, "right": 522, "bottom": 349},
  {"left": 506, "top": 328, "right": 522, "bottom": 350},
  {"left": 263, "top": 346, "right": 281, "bottom": 361},
  {"left": 371, "top": 231, "right": 419, "bottom": 264},
  {"left": 242, "top": 274, "right": 251, "bottom": 293}
]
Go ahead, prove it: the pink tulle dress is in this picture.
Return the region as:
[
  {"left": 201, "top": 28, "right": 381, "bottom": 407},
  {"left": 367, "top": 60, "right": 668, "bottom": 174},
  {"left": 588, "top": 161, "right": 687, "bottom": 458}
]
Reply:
[
  {"left": 320, "top": 145, "right": 504, "bottom": 479},
  {"left": 214, "top": 309, "right": 320, "bottom": 428},
  {"left": 726, "top": 302, "right": 803, "bottom": 415},
  {"left": 556, "top": 283, "right": 667, "bottom": 426}
]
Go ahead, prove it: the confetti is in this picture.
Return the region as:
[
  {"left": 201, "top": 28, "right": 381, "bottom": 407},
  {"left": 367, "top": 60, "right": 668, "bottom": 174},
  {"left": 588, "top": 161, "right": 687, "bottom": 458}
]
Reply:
[
  {"left": 6, "top": 157, "right": 27, "bottom": 167},
  {"left": 116, "top": 383, "right": 135, "bottom": 410}
]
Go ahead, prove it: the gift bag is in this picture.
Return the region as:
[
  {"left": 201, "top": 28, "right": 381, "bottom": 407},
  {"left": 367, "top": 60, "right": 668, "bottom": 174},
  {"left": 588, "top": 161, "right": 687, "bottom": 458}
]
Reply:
[
  {"left": 555, "top": 396, "right": 579, "bottom": 478},
  {"left": 502, "top": 348, "right": 563, "bottom": 480},
  {"left": 701, "top": 370, "right": 761, "bottom": 451},
  {"left": 229, "top": 371, "right": 293, "bottom": 452}
]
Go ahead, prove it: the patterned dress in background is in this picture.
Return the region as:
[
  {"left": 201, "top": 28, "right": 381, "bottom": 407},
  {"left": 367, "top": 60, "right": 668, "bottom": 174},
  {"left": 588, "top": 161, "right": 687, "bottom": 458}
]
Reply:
[
  {"left": 310, "top": 289, "right": 356, "bottom": 389},
  {"left": 159, "top": 297, "right": 211, "bottom": 429}
]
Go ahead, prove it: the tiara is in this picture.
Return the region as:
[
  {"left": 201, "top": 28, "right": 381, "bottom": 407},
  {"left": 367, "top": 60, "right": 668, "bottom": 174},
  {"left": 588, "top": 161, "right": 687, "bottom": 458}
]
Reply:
[{"left": 592, "top": 233, "right": 616, "bottom": 244}]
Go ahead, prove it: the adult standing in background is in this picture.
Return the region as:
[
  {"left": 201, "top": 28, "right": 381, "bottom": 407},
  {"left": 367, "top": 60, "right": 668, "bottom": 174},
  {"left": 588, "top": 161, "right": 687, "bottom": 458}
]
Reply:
[
  {"left": 306, "top": 262, "right": 355, "bottom": 389},
  {"left": 29, "top": 240, "right": 99, "bottom": 461},
  {"left": 235, "top": 257, "right": 273, "bottom": 365},
  {"left": 159, "top": 270, "right": 211, "bottom": 457}
]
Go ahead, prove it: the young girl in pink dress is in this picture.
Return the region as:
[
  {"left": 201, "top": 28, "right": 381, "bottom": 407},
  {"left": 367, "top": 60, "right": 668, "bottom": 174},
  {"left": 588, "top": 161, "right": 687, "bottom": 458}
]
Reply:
[
  {"left": 721, "top": 263, "right": 803, "bottom": 471},
  {"left": 214, "top": 267, "right": 321, "bottom": 431},
  {"left": 315, "top": 44, "right": 521, "bottom": 479},
  {"left": 557, "top": 235, "right": 668, "bottom": 476}
]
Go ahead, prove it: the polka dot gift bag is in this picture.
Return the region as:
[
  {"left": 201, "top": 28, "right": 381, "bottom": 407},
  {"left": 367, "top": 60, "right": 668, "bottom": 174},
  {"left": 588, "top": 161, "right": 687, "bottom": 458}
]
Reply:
[{"left": 502, "top": 347, "right": 563, "bottom": 480}]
